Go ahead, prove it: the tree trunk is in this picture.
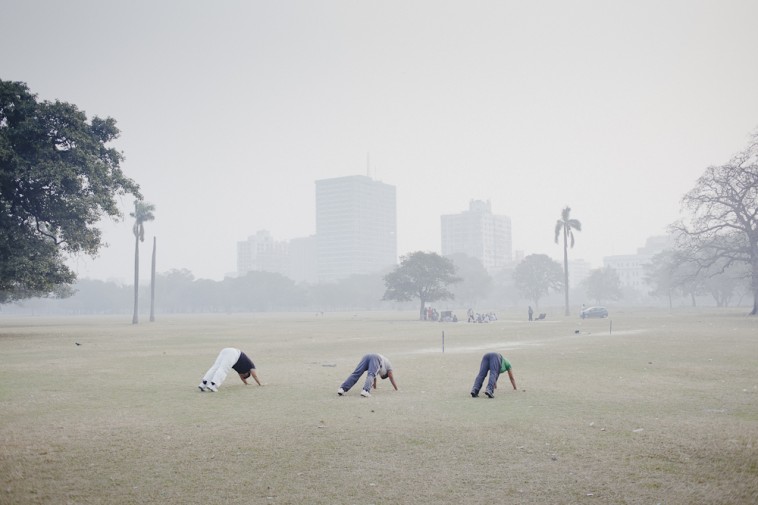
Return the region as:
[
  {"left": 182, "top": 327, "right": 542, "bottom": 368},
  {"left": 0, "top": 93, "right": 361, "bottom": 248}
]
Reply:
[
  {"left": 149, "top": 236, "right": 156, "bottom": 322},
  {"left": 132, "top": 235, "right": 139, "bottom": 324},
  {"left": 751, "top": 263, "right": 758, "bottom": 315},
  {"left": 563, "top": 229, "right": 570, "bottom": 316},
  {"left": 418, "top": 298, "right": 426, "bottom": 320}
]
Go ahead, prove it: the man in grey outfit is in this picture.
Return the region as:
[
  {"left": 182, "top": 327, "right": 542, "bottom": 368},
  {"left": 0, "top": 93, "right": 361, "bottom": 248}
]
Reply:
[{"left": 337, "top": 353, "right": 398, "bottom": 397}]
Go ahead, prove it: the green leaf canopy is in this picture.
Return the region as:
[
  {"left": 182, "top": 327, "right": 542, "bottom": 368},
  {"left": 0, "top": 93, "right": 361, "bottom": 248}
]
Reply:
[{"left": 0, "top": 80, "right": 140, "bottom": 302}]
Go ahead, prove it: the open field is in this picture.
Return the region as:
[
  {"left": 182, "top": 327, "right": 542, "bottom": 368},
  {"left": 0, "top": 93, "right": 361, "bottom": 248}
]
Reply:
[{"left": 1, "top": 309, "right": 757, "bottom": 504}]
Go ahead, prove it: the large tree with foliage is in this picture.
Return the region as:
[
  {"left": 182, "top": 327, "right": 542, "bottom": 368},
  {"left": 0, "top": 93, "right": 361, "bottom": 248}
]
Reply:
[
  {"left": 131, "top": 200, "right": 155, "bottom": 324},
  {"left": 554, "top": 206, "right": 582, "bottom": 316},
  {"left": 382, "top": 251, "right": 461, "bottom": 320},
  {"left": 447, "top": 253, "right": 492, "bottom": 307},
  {"left": 0, "top": 80, "right": 140, "bottom": 303},
  {"left": 671, "top": 131, "right": 758, "bottom": 315},
  {"left": 583, "top": 267, "right": 622, "bottom": 305},
  {"left": 512, "top": 254, "right": 563, "bottom": 310}
]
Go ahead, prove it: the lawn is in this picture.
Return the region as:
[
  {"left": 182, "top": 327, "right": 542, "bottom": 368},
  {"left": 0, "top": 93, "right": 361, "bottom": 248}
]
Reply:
[{"left": 0, "top": 309, "right": 756, "bottom": 504}]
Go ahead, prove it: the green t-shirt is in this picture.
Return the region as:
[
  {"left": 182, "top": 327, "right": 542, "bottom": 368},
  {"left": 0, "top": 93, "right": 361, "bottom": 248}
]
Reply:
[{"left": 499, "top": 355, "right": 512, "bottom": 374}]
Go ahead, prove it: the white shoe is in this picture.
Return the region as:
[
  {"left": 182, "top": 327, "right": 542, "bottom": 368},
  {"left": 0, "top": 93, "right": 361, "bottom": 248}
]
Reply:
[
  {"left": 337, "top": 388, "right": 345, "bottom": 396},
  {"left": 198, "top": 383, "right": 207, "bottom": 392},
  {"left": 207, "top": 383, "right": 218, "bottom": 392},
  {"left": 360, "top": 390, "right": 371, "bottom": 397}
]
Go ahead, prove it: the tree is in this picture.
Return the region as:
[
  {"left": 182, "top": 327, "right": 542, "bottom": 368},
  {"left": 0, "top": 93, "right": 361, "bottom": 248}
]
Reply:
[
  {"left": 0, "top": 80, "right": 140, "bottom": 303},
  {"left": 131, "top": 200, "right": 155, "bottom": 324},
  {"left": 702, "top": 261, "right": 750, "bottom": 307},
  {"left": 645, "top": 250, "right": 685, "bottom": 308},
  {"left": 583, "top": 267, "right": 622, "bottom": 305},
  {"left": 222, "top": 271, "right": 305, "bottom": 312},
  {"left": 382, "top": 252, "right": 461, "bottom": 320},
  {"left": 512, "top": 254, "right": 563, "bottom": 310},
  {"left": 554, "top": 206, "right": 582, "bottom": 316},
  {"left": 671, "top": 131, "right": 758, "bottom": 315},
  {"left": 150, "top": 236, "right": 157, "bottom": 321},
  {"left": 331, "top": 273, "right": 388, "bottom": 310},
  {"left": 491, "top": 266, "right": 520, "bottom": 308},
  {"left": 647, "top": 248, "right": 751, "bottom": 309},
  {"left": 447, "top": 253, "right": 493, "bottom": 307},
  {"left": 154, "top": 268, "right": 196, "bottom": 313}
]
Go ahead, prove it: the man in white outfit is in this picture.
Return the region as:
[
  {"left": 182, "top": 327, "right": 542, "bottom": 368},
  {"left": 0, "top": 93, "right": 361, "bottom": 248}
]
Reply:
[{"left": 198, "top": 347, "right": 262, "bottom": 392}]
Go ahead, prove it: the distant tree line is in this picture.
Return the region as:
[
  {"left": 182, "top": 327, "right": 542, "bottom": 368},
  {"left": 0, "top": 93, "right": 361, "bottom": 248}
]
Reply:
[
  {"left": 645, "top": 249, "right": 752, "bottom": 308},
  {"left": 4, "top": 249, "right": 751, "bottom": 317}
]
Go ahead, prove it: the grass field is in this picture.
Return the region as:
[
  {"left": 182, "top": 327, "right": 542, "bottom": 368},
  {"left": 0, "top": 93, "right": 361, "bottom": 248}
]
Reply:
[{"left": 1, "top": 308, "right": 757, "bottom": 505}]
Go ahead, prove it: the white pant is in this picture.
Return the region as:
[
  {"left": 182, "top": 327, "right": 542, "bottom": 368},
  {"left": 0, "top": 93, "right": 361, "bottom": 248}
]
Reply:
[{"left": 202, "top": 348, "right": 241, "bottom": 387}]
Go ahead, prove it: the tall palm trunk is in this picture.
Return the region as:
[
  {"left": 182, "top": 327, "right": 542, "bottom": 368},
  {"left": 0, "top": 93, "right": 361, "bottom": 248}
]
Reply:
[
  {"left": 132, "top": 234, "right": 140, "bottom": 324},
  {"left": 555, "top": 207, "right": 580, "bottom": 318},
  {"left": 150, "top": 236, "right": 156, "bottom": 322},
  {"left": 129, "top": 200, "right": 155, "bottom": 324},
  {"left": 563, "top": 228, "right": 570, "bottom": 316}
]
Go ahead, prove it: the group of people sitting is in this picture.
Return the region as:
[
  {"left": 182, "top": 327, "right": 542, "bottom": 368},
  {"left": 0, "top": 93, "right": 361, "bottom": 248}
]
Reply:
[{"left": 467, "top": 308, "right": 498, "bottom": 323}]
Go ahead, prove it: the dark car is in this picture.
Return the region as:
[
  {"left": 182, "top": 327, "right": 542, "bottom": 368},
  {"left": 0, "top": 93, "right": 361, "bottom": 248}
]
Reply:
[{"left": 580, "top": 306, "right": 608, "bottom": 319}]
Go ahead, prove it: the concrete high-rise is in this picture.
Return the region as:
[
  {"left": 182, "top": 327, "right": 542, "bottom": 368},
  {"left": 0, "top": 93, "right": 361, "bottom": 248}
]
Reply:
[
  {"left": 441, "top": 200, "right": 512, "bottom": 272},
  {"left": 315, "top": 175, "right": 397, "bottom": 282}
]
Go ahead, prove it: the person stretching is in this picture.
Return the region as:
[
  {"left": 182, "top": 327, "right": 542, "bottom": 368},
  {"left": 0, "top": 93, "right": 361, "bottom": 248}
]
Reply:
[
  {"left": 337, "top": 353, "right": 398, "bottom": 397},
  {"left": 198, "top": 347, "right": 262, "bottom": 392},
  {"left": 470, "top": 352, "right": 517, "bottom": 398}
]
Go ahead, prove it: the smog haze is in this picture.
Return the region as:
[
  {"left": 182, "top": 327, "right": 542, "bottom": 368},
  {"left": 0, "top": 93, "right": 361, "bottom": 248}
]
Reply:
[{"left": 3, "top": 0, "right": 757, "bottom": 282}]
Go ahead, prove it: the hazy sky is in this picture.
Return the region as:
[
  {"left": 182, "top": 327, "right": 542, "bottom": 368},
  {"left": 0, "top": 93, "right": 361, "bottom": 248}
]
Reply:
[{"left": 3, "top": 1, "right": 758, "bottom": 282}]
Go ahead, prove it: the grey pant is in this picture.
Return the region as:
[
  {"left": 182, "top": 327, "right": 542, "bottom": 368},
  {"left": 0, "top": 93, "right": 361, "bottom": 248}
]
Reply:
[
  {"left": 471, "top": 352, "right": 500, "bottom": 395},
  {"left": 340, "top": 354, "right": 380, "bottom": 393}
]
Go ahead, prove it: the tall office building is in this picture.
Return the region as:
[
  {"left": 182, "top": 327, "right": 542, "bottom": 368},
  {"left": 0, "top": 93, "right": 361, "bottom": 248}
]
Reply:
[
  {"left": 441, "top": 200, "right": 512, "bottom": 272},
  {"left": 315, "top": 175, "right": 397, "bottom": 282}
]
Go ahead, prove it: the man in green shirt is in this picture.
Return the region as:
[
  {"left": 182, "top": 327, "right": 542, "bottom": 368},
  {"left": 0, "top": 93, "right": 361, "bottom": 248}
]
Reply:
[{"left": 470, "top": 352, "right": 517, "bottom": 398}]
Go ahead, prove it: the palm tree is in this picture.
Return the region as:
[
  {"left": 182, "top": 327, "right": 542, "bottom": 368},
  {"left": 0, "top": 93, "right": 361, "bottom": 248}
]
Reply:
[
  {"left": 150, "top": 236, "right": 157, "bottom": 322},
  {"left": 131, "top": 200, "right": 156, "bottom": 324},
  {"left": 554, "top": 206, "right": 582, "bottom": 316}
]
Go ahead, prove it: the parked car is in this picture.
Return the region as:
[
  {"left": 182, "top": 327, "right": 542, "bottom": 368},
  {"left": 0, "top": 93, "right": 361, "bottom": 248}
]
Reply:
[{"left": 580, "top": 306, "right": 608, "bottom": 319}]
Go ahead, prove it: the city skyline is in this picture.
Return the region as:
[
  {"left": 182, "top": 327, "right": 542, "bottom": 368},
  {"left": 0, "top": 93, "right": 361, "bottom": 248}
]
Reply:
[
  {"left": 4, "top": 1, "right": 756, "bottom": 282},
  {"left": 234, "top": 187, "right": 669, "bottom": 288}
]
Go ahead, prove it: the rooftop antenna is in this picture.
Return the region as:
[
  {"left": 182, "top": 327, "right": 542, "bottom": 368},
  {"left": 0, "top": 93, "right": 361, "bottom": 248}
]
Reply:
[{"left": 366, "top": 151, "right": 371, "bottom": 178}]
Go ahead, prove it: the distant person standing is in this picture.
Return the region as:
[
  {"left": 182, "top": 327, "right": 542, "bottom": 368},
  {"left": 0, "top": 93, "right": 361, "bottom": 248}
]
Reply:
[
  {"left": 337, "top": 353, "right": 398, "bottom": 397},
  {"left": 470, "top": 352, "right": 517, "bottom": 398},
  {"left": 528, "top": 306, "right": 534, "bottom": 321},
  {"left": 198, "top": 347, "right": 262, "bottom": 392}
]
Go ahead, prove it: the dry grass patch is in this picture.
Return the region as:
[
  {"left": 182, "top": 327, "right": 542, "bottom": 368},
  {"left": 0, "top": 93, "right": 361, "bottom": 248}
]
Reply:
[{"left": 0, "top": 309, "right": 756, "bottom": 504}]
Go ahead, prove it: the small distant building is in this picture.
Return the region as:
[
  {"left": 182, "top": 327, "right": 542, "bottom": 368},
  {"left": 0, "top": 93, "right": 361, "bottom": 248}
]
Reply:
[
  {"left": 237, "top": 230, "right": 288, "bottom": 277},
  {"left": 603, "top": 235, "right": 674, "bottom": 290},
  {"left": 441, "top": 199, "right": 512, "bottom": 273}
]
